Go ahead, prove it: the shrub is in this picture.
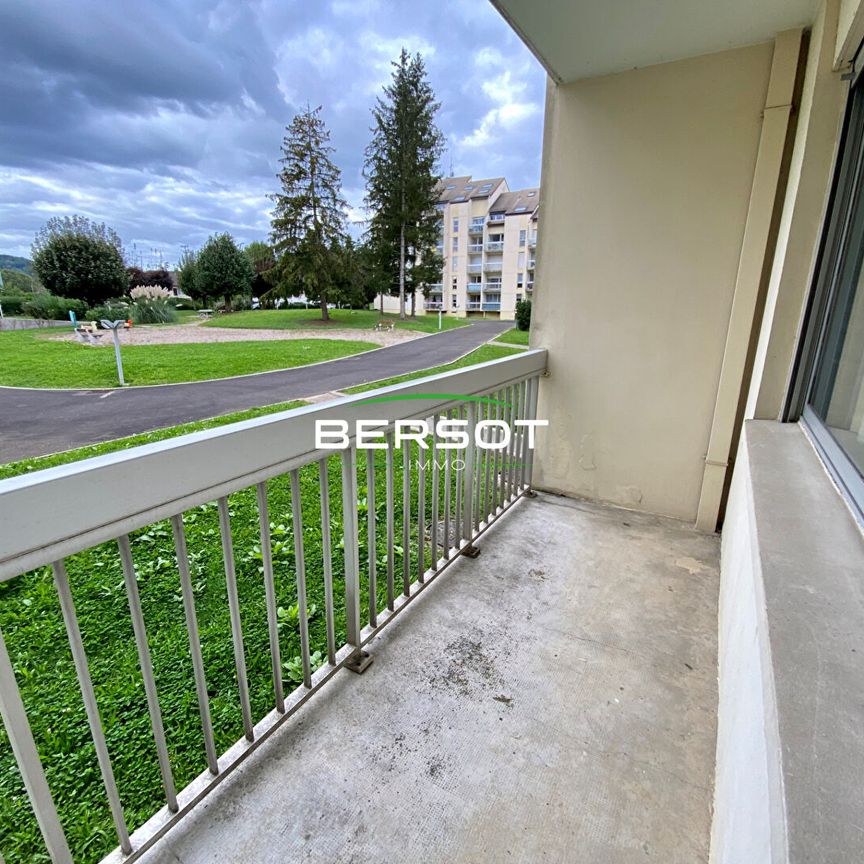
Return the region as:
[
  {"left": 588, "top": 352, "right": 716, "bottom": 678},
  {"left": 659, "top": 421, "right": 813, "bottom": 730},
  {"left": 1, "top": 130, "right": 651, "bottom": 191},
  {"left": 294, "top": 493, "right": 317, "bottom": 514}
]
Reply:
[
  {"left": 0, "top": 294, "right": 29, "bottom": 315},
  {"left": 23, "top": 295, "right": 87, "bottom": 321},
  {"left": 515, "top": 298, "right": 532, "bottom": 331},
  {"left": 86, "top": 299, "right": 132, "bottom": 322},
  {"left": 130, "top": 296, "right": 178, "bottom": 324}
]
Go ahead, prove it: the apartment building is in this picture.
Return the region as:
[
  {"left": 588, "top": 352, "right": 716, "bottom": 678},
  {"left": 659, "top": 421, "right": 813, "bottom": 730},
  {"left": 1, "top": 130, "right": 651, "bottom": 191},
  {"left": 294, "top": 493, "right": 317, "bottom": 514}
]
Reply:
[
  {"left": 429, "top": 175, "right": 539, "bottom": 320},
  {"left": 379, "top": 175, "right": 540, "bottom": 319}
]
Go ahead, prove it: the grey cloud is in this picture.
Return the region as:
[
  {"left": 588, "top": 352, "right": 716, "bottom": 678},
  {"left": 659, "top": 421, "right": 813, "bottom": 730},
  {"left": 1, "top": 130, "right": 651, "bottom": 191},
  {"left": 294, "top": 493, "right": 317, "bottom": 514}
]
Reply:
[{"left": 0, "top": 0, "right": 544, "bottom": 262}]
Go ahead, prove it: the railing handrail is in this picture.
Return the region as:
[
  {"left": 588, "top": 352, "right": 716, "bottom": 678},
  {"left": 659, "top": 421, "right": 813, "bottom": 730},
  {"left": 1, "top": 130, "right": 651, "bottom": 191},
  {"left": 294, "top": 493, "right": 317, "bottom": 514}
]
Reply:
[{"left": 0, "top": 350, "right": 547, "bottom": 581}]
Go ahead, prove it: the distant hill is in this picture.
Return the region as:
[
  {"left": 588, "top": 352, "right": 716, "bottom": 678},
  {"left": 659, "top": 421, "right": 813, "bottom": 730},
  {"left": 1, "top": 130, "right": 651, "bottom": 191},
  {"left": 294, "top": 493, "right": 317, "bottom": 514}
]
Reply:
[{"left": 0, "top": 254, "right": 32, "bottom": 274}]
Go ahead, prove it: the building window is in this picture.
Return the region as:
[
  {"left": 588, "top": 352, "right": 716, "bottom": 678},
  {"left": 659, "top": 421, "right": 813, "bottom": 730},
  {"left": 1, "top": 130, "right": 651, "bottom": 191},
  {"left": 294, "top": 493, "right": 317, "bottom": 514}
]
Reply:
[
  {"left": 793, "top": 76, "right": 864, "bottom": 521},
  {"left": 453, "top": 218, "right": 459, "bottom": 233},
  {"left": 451, "top": 256, "right": 458, "bottom": 270},
  {"left": 517, "top": 272, "right": 524, "bottom": 288},
  {"left": 516, "top": 293, "right": 522, "bottom": 303},
  {"left": 452, "top": 277, "right": 457, "bottom": 290},
  {"left": 518, "top": 251, "right": 525, "bottom": 268},
  {"left": 451, "top": 295, "right": 457, "bottom": 308},
  {"left": 519, "top": 229, "right": 526, "bottom": 247},
  {"left": 452, "top": 237, "right": 459, "bottom": 252}
]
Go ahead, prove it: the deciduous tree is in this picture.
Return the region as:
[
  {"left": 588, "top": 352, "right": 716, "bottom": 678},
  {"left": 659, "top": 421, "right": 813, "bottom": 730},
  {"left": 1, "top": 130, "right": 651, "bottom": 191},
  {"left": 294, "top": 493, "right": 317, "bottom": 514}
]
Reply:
[
  {"left": 192, "top": 233, "right": 254, "bottom": 310},
  {"left": 31, "top": 215, "right": 127, "bottom": 305}
]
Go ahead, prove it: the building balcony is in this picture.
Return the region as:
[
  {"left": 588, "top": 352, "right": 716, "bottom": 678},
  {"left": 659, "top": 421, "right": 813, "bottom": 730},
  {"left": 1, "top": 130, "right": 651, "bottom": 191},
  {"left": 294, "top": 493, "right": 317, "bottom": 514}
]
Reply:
[
  {"left": 468, "top": 243, "right": 484, "bottom": 253},
  {"left": 427, "top": 284, "right": 443, "bottom": 293},
  {"left": 466, "top": 300, "right": 482, "bottom": 310},
  {"left": 485, "top": 241, "right": 504, "bottom": 253},
  {"left": 487, "top": 214, "right": 505, "bottom": 225},
  {"left": 424, "top": 300, "right": 444, "bottom": 310},
  {"left": 526, "top": 281, "right": 534, "bottom": 292},
  {"left": 481, "top": 301, "right": 502, "bottom": 311},
  {"left": 484, "top": 261, "right": 503, "bottom": 273},
  {"left": 467, "top": 284, "right": 482, "bottom": 294},
  {"left": 467, "top": 263, "right": 483, "bottom": 274},
  {"left": 529, "top": 236, "right": 537, "bottom": 248},
  {"left": 528, "top": 259, "right": 536, "bottom": 270},
  {"left": 468, "top": 222, "right": 484, "bottom": 234}
]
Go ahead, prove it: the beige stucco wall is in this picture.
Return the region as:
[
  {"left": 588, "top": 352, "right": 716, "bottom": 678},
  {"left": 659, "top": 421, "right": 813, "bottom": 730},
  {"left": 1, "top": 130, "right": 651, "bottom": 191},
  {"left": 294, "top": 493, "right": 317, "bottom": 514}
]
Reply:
[
  {"left": 747, "top": 0, "right": 847, "bottom": 420},
  {"left": 531, "top": 42, "right": 775, "bottom": 521}
]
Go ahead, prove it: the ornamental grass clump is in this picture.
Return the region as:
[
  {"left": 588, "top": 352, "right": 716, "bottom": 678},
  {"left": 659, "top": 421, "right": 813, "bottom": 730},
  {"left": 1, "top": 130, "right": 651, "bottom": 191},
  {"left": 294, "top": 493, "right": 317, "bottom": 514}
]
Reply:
[{"left": 129, "top": 284, "right": 178, "bottom": 324}]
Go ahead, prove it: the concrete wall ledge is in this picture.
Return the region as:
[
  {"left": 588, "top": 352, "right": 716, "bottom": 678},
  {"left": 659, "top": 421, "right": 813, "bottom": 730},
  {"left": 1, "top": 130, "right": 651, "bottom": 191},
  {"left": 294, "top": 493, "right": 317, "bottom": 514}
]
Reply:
[{"left": 712, "top": 420, "right": 864, "bottom": 864}]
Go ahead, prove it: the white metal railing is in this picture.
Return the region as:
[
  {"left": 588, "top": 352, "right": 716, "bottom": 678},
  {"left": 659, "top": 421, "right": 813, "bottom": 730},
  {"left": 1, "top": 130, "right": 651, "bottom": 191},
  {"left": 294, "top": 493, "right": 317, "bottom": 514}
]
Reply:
[
  {"left": 468, "top": 243, "right": 483, "bottom": 253},
  {"left": 485, "top": 241, "right": 504, "bottom": 252},
  {"left": 467, "top": 263, "right": 483, "bottom": 273},
  {"left": 0, "top": 351, "right": 547, "bottom": 864}
]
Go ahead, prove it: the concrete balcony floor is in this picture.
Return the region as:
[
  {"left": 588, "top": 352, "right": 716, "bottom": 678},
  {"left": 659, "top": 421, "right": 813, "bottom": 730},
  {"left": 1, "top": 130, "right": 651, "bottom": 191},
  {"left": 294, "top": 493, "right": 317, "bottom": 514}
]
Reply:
[{"left": 141, "top": 493, "right": 719, "bottom": 864}]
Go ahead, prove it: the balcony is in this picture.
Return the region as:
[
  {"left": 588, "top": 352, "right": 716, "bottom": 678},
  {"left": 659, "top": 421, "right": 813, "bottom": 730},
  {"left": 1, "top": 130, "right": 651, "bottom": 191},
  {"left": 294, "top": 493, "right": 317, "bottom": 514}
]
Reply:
[
  {"left": 467, "top": 284, "right": 482, "bottom": 294},
  {"left": 0, "top": 353, "right": 718, "bottom": 864},
  {"left": 487, "top": 214, "right": 505, "bottom": 225},
  {"left": 526, "top": 281, "right": 534, "bottom": 292},
  {"left": 482, "top": 283, "right": 502, "bottom": 293},
  {"left": 529, "top": 235, "right": 537, "bottom": 248},
  {"left": 528, "top": 259, "right": 536, "bottom": 270},
  {"left": 468, "top": 221, "right": 484, "bottom": 234},
  {"left": 485, "top": 241, "right": 504, "bottom": 253},
  {"left": 427, "top": 284, "right": 443, "bottom": 293},
  {"left": 468, "top": 243, "right": 483, "bottom": 253},
  {"left": 484, "top": 260, "right": 503, "bottom": 273},
  {"left": 424, "top": 300, "right": 444, "bottom": 310},
  {"left": 481, "top": 301, "right": 501, "bottom": 311},
  {"left": 467, "top": 263, "right": 483, "bottom": 274},
  {"left": 466, "top": 300, "right": 482, "bottom": 310}
]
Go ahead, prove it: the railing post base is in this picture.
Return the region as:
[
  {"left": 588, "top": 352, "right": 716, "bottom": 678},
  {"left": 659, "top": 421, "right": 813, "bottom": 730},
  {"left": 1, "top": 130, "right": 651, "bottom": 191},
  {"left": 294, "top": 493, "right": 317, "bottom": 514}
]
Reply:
[
  {"left": 525, "top": 489, "right": 538, "bottom": 499},
  {"left": 461, "top": 544, "right": 482, "bottom": 559},
  {"left": 344, "top": 650, "right": 373, "bottom": 675}
]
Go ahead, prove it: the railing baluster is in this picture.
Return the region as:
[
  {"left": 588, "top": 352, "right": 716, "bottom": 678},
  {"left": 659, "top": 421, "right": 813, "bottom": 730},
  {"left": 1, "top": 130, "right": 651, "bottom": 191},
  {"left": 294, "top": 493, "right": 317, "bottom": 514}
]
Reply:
[
  {"left": 525, "top": 376, "right": 541, "bottom": 492},
  {"left": 402, "top": 439, "right": 411, "bottom": 596},
  {"left": 216, "top": 499, "right": 254, "bottom": 743},
  {"left": 340, "top": 447, "right": 365, "bottom": 670},
  {"left": 454, "top": 406, "right": 463, "bottom": 549},
  {"left": 517, "top": 379, "right": 530, "bottom": 493},
  {"left": 417, "top": 429, "right": 426, "bottom": 583},
  {"left": 318, "top": 459, "right": 336, "bottom": 666},
  {"left": 493, "top": 390, "right": 503, "bottom": 515},
  {"left": 507, "top": 384, "right": 519, "bottom": 502},
  {"left": 52, "top": 560, "right": 132, "bottom": 853},
  {"left": 253, "top": 486, "right": 284, "bottom": 714},
  {"left": 170, "top": 516, "right": 219, "bottom": 773},
  {"left": 431, "top": 414, "right": 440, "bottom": 568},
  {"left": 366, "top": 450, "right": 378, "bottom": 626},
  {"left": 462, "top": 402, "right": 477, "bottom": 552},
  {"left": 0, "top": 622, "right": 72, "bottom": 863},
  {"left": 118, "top": 534, "right": 179, "bottom": 810},
  {"left": 385, "top": 436, "right": 395, "bottom": 611},
  {"left": 443, "top": 413, "right": 452, "bottom": 560},
  {"left": 483, "top": 395, "right": 493, "bottom": 525},
  {"left": 289, "top": 471, "right": 312, "bottom": 689}
]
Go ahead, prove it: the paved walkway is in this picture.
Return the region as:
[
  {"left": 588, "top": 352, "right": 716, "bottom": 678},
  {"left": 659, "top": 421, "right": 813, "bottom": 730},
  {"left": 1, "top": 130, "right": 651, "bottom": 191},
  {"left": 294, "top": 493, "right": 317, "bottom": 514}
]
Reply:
[{"left": 0, "top": 321, "right": 510, "bottom": 463}]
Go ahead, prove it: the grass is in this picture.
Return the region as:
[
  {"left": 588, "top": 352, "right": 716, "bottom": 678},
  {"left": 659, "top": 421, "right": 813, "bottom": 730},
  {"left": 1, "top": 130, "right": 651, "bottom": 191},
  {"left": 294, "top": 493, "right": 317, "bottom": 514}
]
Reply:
[
  {"left": 0, "top": 330, "right": 377, "bottom": 388},
  {"left": 344, "top": 343, "right": 523, "bottom": 393},
  {"left": 495, "top": 328, "right": 530, "bottom": 346},
  {"left": 204, "top": 308, "right": 468, "bottom": 333},
  {"left": 0, "top": 419, "right": 466, "bottom": 862}
]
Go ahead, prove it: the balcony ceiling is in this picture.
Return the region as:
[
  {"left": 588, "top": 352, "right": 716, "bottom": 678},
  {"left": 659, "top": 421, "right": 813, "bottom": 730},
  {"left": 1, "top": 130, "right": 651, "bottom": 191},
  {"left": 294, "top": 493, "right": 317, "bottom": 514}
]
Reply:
[{"left": 490, "top": 0, "right": 818, "bottom": 83}]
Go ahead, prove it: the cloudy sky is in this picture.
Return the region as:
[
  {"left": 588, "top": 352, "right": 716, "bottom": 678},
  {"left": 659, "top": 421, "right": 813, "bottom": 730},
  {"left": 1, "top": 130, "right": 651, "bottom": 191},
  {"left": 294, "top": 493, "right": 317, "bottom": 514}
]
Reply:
[{"left": 0, "top": 0, "right": 545, "bottom": 267}]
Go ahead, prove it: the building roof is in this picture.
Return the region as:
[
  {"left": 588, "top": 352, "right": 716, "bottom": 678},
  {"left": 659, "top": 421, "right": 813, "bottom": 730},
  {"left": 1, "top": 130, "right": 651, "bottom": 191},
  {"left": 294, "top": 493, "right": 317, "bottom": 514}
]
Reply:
[
  {"left": 488, "top": 187, "right": 541, "bottom": 216},
  {"left": 436, "top": 175, "right": 506, "bottom": 204}
]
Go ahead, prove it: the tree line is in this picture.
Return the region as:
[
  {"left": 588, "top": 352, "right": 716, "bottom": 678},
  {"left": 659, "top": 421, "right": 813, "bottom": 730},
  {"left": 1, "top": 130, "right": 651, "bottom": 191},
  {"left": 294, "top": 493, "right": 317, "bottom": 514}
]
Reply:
[{"left": 14, "top": 48, "right": 444, "bottom": 321}]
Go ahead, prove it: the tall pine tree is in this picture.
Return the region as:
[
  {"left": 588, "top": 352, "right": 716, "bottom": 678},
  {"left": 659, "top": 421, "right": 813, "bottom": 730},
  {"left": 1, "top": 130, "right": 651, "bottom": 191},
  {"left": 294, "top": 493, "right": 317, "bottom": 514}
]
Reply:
[
  {"left": 271, "top": 106, "right": 347, "bottom": 321},
  {"left": 364, "top": 49, "right": 444, "bottom": 319}
]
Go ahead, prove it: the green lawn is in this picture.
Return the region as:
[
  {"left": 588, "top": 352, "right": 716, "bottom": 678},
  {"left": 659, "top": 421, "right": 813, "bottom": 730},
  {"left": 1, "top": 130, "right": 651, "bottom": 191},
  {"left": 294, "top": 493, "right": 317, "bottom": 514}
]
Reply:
[
  {"left": 205, "top": 308, "right": 468, "bottom": 333},
  {"left": 344, "top": 343, "right": 523, "bottom": 393},
  {"left": 0, "top": 330, "right": 377, "bottom": 388},
  {"left": 495, "top": 328, "right": 530, "bottom": 346},
  {"left": 0, "top": 410, "right": 460, "bottom": 862}
]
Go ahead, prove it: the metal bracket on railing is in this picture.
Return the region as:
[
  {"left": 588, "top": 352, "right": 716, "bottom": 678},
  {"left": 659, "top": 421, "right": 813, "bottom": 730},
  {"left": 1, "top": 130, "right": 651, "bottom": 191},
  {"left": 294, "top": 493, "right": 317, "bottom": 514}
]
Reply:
[
  {"left": 461, "top": 544, "right": 482, "bottom": 559},
  {"left": 345, "top": 650, "right": 373, "bottom": 674}
]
